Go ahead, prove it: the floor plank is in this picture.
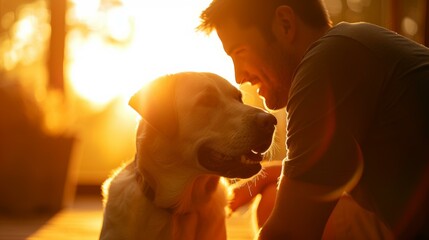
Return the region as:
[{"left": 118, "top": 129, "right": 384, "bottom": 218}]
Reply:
[{"left": 0, "top": 195, "right": 255, "bottom": 240}]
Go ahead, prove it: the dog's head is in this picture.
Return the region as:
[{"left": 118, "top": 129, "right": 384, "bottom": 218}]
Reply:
[{"left": 130, "top": 72, "right": 276, "bottom": 179}]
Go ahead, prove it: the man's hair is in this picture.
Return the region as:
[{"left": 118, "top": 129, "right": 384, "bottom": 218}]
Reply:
[{"left": 198, "top": 0, "right": 332, "bottom": 37}]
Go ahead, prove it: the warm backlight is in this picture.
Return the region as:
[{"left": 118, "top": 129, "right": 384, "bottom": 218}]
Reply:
[{"left": 66, "top": 0, "right": 234, "bottom": 108}]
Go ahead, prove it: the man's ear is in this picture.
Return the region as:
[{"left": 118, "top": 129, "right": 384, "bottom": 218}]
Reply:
[
  {"left": 129, "top": 75, "right": 178, "bottom": 137},
  {"left": 272, "top": 5, "right": 296, "bottom": 43}
]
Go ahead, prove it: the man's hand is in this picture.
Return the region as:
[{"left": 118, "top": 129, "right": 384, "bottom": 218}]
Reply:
[
  {"left": 228, "top": 161, "right": 282, "bottom": 227},
  {"left": 258, "top": 177, "right": 338, "bottom": 239}
]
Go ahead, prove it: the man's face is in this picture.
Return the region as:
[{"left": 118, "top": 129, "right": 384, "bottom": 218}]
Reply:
[{"left": 216, "top": 19, "right": 295, "bottom": 110}]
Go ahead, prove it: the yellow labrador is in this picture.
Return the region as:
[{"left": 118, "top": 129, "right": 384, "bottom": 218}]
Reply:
[{"left": 100, "top": 72, "right": 276, "bottom": 240}]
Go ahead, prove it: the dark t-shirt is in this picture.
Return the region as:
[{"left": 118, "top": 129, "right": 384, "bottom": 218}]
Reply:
[{"left": 284, "top": 22, "right": 429, "bottom": 232}]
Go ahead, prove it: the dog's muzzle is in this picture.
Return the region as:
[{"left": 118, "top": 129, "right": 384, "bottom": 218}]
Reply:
[{"left": 198, "top": 112, "right": 277, "bottom": 178}]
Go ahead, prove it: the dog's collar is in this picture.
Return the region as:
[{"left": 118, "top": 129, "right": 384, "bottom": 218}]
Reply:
[
  {"left": 135, "top": 164, "right": 178, "bottom": 212},
  {"left": 135, "top": 169, "right": 156, "bottom": 202},
  {"left": 134, "top": 161, "right": 177, "bottom": 213}
]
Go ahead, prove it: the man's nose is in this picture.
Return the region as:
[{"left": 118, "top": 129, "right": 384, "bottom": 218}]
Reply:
[{"left": 234, "top": 64, "right": 248, "bottom": 85}]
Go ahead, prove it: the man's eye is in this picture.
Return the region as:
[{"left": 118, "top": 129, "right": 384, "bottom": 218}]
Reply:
[{"left": 232, "top": 48, "right": 245, "bottom": 58}]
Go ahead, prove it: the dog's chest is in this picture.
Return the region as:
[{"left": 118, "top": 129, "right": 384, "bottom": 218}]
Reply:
[
  {"left": 171, "top": 207, "right": 226, "bottom": 240},
  {"left": 168, "top": 182, "right": 228, "bottom": 240}
]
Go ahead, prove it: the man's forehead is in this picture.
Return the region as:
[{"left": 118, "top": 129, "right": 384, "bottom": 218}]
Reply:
[
  {"left": 216, "top": 19, "right": 263, "bottom": 56},
  {"left": 215, "top": 18, "right": 244, "bottom": 55}
]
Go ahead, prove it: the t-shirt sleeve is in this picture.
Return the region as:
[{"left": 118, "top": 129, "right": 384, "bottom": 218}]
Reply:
[{"left": 284, "top": 36, "right": 385, "bottom": 187}]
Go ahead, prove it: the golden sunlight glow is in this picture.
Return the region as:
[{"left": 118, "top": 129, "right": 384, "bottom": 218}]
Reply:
[
  {"left": 66, "top": 0, "right": 234, "bottom": 109},
  {"left": 0, "top": 0, "right": 50, "bottom": 71}
]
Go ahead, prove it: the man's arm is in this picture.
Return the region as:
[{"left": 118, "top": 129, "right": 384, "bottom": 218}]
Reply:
[
  {"left": 229, "top": 161, "right": 282, "bottom": 212},
  {"left": 258, "top": 176, "right": 338, "bottom": 239}
]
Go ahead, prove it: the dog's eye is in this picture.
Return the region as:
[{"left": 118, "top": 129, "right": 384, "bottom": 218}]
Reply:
[
  {"left": 197, "top": 93, "right": 219, "bottom": 107},
  {"left": 236, "top": 92, "right": 243, "bottom": 103},
  {"left": 238, "top": 93, "right": 243, "bottom": 103}
]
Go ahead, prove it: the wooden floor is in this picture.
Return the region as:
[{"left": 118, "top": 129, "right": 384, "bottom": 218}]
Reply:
[{"left": 0, "top": 194, "right": 256, "bottom": 240}]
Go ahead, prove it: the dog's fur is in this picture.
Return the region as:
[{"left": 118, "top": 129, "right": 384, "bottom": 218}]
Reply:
[{"left": 100, "top": 72, "right": 276, "bottom": 240}]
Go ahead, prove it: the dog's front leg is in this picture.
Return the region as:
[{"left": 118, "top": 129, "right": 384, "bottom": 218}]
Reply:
[{"left": 172, "top": 212, "right": 198, "bottom": 240}]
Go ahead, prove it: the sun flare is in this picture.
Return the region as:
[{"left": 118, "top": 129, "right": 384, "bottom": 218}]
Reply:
[{"left": 66, "top": 0, "right": 234, "bottom": 108}]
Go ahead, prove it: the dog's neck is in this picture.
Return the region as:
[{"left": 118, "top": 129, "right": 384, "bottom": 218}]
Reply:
[
  {"left": 173, "top": 174, "right": 221, "bottom": 214},
  {"left": 134, "top": 123, "right": 222, "bottom": 213},
  {"left": 135, "top": 161, "right": 220, "bottom": 213}
]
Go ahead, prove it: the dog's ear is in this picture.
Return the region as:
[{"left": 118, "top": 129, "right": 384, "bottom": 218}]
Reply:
[{"left": 129, "top": 75, "right": 178, "bottom": 137}]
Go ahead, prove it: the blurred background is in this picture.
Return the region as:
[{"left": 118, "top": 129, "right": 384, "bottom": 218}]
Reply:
[{"left": 0, "top": 0, "right": 428, "bottom": 215}]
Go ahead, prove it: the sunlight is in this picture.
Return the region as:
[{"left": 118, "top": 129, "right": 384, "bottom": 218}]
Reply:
[
  {"left": 0, "top": 0, "right": 50, "bottom": 71},
  {"left": 66, "top": 0, "right": 234, "bottom": 109}
]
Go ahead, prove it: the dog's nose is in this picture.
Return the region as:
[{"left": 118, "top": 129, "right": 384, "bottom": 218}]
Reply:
[{"left": 256, "top": 112, "right": 277, "bottom": 130}]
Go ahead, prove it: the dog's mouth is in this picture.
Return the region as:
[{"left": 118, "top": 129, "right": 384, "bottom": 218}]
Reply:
[{"left": 198, "top": 145, "right": 266, "bottom": 178}]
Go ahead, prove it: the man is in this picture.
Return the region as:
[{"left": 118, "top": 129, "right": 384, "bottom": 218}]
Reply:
[{"left": 198, "top": 0, "right": 429, "bottom": 239}]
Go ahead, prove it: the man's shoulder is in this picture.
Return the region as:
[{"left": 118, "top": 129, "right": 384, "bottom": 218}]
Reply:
[
  {"left": 327, "top": 22, "right": 389, "bottom": 38},
  {"left": 299, "top": 23, "right": 378, "bottom": 70},
  {"left": 305, "top": 22, "right": 378, "bottom": 58}
]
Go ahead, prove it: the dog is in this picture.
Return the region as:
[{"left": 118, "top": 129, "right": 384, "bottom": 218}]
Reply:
[{"left": 100, "top": 72, "right": 277, "bottom": 240}]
